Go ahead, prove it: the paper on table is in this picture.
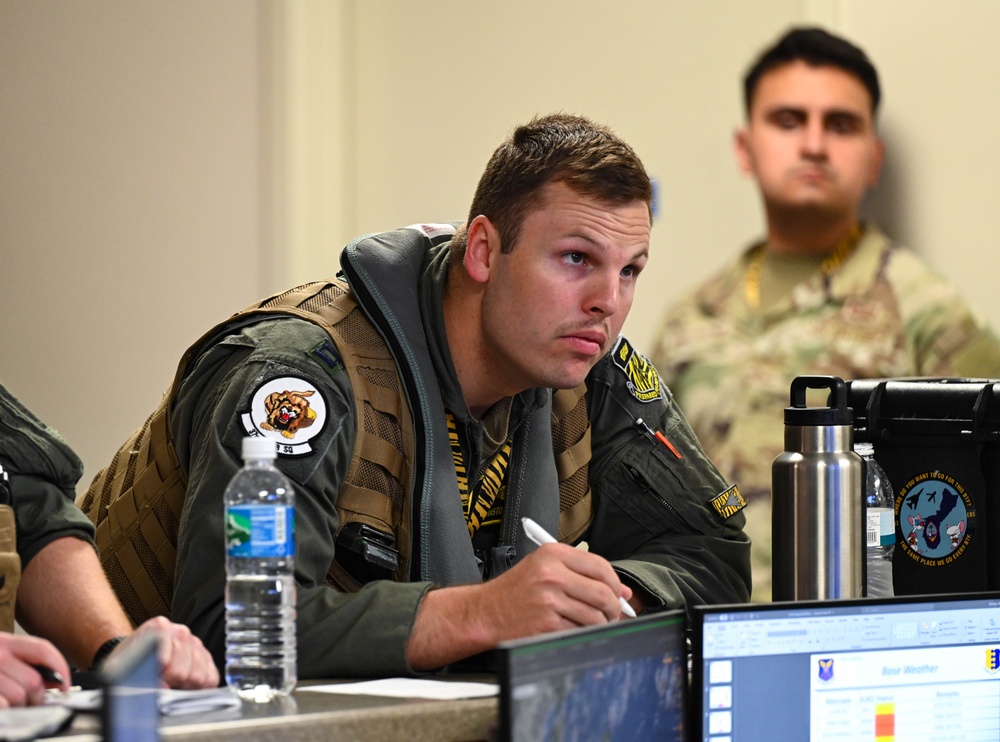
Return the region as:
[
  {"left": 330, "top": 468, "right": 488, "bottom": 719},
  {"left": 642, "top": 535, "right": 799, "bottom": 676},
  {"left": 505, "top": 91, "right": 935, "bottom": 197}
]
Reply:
[
  {"left": 59, "top": 687, "right": 242, "bottom": 716},
  {"left": 301, "top": 678, "right": 498, "bottom": 700},
  {"left": 0, "top": 706, "right": 73, "bottom": 742},
  {"left": 158, "top": 687, "right": 242, "bottom": 716}
]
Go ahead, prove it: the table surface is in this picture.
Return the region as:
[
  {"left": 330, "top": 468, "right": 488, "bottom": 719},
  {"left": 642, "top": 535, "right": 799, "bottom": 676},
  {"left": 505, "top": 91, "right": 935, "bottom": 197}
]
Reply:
[{"left": 46, "top": 680, "right": 500, "bottom": 742}]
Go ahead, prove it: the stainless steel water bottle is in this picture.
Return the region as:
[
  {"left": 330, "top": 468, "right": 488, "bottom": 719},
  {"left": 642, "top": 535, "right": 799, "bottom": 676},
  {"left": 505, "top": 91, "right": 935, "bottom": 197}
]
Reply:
[{"left": 772, "top": 375, "right": 864, "bottom": 601}]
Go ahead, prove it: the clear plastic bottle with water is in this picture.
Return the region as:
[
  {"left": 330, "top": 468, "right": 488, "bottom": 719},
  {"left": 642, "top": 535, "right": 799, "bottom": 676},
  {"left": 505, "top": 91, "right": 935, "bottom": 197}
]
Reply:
[
  {"left": 225, "top": 436, "right": 297, "bottom": 701},
  {"left": 855, "top": 442, "right": 895, "bottom": 598}
]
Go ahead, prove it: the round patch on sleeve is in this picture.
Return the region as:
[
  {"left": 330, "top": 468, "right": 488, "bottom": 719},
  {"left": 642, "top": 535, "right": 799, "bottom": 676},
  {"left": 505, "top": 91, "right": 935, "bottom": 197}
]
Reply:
[{"left": 240, "top": 376, "right": 327, "bottom": 455}]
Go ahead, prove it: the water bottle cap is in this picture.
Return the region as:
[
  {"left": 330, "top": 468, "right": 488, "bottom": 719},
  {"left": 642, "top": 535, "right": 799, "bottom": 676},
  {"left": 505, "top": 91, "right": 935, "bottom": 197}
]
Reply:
[
  {"left": 784, "top": 375, "right": 854, "bottom": 426},
  {"left": 241, "top": 436, "right": 277, "bottom": 461},
  {"left": 854, "top": 442, "right": 875, "bottom": 457}
]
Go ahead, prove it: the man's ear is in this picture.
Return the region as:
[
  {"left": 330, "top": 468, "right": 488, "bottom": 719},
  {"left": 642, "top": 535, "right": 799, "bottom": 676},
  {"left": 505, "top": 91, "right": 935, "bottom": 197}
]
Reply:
[
  {"left": 733, "top": 127, "right": 755, "bottom": 177},
  {"left": 867, "top": 136, "right": 885, "bottom": 188},
  {"left": 463, "top": 215, "right": 499, "bottom": 284}
]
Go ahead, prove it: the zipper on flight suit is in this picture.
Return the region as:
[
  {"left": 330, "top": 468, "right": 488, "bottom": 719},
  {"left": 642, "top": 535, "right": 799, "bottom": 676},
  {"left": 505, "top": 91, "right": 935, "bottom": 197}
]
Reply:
[{"left": 625, "top": 463, "right": 696, "bottom": 533}]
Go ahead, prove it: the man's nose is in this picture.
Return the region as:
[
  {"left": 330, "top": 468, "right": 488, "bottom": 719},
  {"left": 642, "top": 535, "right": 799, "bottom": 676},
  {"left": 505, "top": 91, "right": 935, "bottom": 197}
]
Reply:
[
  {"left": 587, "top": 272, "right": 621, "bottom": 316},
  {"left": 801, "top": 118, "right": 827, "bottom": 158}
]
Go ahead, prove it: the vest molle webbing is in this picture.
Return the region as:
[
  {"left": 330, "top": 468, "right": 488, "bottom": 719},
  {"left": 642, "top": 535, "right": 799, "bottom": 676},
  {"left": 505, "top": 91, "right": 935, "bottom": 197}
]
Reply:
[{"left": 79, "top": 278, "right": 594, "bottom": 625}]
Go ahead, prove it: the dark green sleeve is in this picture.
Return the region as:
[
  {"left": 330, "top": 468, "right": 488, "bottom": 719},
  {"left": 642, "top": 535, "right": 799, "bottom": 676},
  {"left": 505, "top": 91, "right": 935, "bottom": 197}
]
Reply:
[
  {"left": 0, "top": 382, "right": 94, "bottom": 567},
  {"left": 583, "top": 345, "right": 752, "bottom": 610},
  {"left": 169, "top": 319, "right": 432, "bottom": 679}
]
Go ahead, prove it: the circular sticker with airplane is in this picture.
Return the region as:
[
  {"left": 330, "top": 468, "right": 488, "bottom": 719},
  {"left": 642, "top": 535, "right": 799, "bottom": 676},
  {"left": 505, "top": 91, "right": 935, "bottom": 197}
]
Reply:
[{"left": 896, "top": 470, "right": 975, "bottom": 566}]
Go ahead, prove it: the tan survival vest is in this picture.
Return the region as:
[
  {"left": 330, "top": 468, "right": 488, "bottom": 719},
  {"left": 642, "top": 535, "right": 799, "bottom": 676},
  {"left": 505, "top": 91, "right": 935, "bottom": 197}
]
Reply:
[
  {"left": 0, "top": 503, "right": 19, "bottom": 633},
  {"left": 78, "top": 279, "right": 594, "bottom": 626}
]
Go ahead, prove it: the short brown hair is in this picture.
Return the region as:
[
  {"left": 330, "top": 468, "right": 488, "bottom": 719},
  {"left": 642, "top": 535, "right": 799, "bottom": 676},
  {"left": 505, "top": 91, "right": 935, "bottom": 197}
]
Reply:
[
  {"left": 744, "top": 27, "right": 880, "bottom": 116},
  {"left": 451, "top": 113, "right": 652, "bottom": 258}
]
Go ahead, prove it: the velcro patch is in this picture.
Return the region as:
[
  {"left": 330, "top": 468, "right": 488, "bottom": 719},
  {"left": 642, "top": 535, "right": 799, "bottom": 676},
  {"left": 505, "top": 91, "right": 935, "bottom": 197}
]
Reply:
[
  {"left": 309, "top": 339, "right": 343, "bottom": 373},
  {"left": 240, "top": 376, "right": 327, "bottom": 456},
  {"left": 610, "top": 337, "right": 663, "bottom": 403},
  {"left": 711, "top": 485, "right": 747, "bottom": 520}
]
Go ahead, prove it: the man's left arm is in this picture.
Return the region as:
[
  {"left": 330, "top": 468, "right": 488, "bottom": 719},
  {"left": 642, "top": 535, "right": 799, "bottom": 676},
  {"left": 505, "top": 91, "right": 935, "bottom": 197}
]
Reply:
[
  {"left": 888, "top": 249, "right": 1000, "bottom": 378},
  {"left": 583, "top": 349, "right": 752, "bottom": 610}
]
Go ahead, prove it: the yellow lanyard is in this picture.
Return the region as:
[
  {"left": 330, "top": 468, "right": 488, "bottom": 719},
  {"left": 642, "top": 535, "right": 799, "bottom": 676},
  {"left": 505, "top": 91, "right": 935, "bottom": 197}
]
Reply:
[
  {"left": 745, "top": 224, "right": 862, "bottom": 310},
  {"left": 446, "top": 412, "right": 512, "bottom": 538}
]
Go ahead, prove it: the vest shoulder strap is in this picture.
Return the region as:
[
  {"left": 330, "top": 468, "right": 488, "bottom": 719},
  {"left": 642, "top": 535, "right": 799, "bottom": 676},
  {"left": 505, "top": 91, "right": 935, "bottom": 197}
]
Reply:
[{"left": 552, "top": 385, "right": 593, "bottom": 543}]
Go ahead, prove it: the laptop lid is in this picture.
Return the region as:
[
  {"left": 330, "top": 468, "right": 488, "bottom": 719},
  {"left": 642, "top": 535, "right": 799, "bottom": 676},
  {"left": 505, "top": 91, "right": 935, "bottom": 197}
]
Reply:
[
  {"left": 100, "top": 632, "right": 161, "bottom": 742},
  {"left": 690, "top": 592, "right": 1000, "bottom": 741},
  {"left": 497, "top": 609, "right": 688, "bottom": 742}
]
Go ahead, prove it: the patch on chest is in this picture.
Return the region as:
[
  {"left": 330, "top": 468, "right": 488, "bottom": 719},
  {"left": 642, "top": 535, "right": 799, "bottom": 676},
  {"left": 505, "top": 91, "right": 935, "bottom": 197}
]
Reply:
[{"left": 611, "top": 337, "right": 663, "bottom": 403}]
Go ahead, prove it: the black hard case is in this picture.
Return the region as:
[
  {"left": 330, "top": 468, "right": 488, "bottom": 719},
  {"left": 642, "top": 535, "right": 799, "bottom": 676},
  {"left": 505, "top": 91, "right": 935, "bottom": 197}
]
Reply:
[{"left": 847, "top": 378, "right": 1000, "bottom": 595}]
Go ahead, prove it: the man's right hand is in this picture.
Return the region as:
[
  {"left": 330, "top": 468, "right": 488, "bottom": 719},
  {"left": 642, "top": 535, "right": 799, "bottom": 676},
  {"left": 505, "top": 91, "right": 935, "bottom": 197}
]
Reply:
[
  {"left": 405, "top": 542, "right": 633, "bottom": 671},
  {"left": 0, "top": 633, "right": 71, "bottom": 707}
]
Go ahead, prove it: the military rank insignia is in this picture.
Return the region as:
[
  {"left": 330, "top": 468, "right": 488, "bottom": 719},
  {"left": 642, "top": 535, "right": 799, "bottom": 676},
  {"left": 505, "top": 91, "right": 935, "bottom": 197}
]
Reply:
[
  {"left": 611, "top": 337, "right": 663, "bottom": 403},
  {"left": 710, "top": 485, "right": 747, "bottom": 520}
]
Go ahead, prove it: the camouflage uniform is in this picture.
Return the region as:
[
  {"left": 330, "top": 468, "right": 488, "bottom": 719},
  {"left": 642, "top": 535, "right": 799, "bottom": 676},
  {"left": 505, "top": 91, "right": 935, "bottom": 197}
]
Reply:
[{"left": 651, "top": 224, "right": 1000, "bottom": 601}]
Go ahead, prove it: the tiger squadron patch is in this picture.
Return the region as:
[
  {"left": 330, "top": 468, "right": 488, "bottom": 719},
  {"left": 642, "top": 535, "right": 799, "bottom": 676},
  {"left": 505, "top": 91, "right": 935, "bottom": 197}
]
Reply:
[
  {"left": 611, "top": 337, "right": 663, "bottom": 403},
  {"left": 241, "top": 376, "right": 327, "bottom": 455},
  {"left": 711, "top": 485, "right": 747, "bottom": 520}
]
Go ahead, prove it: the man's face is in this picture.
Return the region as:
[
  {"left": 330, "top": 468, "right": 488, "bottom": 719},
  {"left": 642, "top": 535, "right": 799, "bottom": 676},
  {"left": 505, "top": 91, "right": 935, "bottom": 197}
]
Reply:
[
  {"left": 478, "top": 181, "right": 650, "bottom": 393},
  {"left": 735, "top": 60, "right": 883, "bottom": 219}
]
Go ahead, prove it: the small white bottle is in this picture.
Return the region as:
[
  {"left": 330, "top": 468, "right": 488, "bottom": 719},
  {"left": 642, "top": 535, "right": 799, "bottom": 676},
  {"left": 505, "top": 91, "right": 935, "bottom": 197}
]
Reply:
[
  {"left": 224, "top": 436, "right": 297, "bottom": 701},
  {"left": 855, "top": 442, "right": 895, "bottom": 598}
]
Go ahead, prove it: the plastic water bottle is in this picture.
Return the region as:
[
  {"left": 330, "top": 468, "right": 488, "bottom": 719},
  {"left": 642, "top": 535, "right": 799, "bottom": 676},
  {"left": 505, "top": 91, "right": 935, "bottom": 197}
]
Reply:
[
  {"left": 225, "top": 436, "right": 297, "bottom": 701},
  {"left": 855, "top": 442, "right": 895, "bottom": 598}
]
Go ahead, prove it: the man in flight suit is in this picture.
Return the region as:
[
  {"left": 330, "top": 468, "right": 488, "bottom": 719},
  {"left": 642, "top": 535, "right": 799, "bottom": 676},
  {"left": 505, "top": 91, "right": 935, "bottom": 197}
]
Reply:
[{"left": 82, "top": 114, "right": 751, "bottom": 677}]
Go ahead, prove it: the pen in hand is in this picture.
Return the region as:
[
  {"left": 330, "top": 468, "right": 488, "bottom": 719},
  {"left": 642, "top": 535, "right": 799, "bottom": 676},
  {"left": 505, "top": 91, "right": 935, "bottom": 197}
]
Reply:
[
  {"left": 31, "top": 664, "right": 66, "bottom": 688},
  {"left": 521, "top": 517, "right": 637, "bottom": 618}
]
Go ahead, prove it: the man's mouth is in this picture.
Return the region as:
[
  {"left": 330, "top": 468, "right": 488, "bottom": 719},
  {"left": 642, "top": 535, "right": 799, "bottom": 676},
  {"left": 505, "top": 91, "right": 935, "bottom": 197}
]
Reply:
[
  {"left": 563, "top": 330, "right": 607, "bottom": 354},
  {"left": 796, "top": 165, "right": 833, "bottom": 183}
]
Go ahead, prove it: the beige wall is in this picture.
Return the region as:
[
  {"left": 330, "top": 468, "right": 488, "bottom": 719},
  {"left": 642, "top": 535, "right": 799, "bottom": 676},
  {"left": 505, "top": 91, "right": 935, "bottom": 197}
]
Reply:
[
  {"left": 3, "top": 0, "right": 1000, "bottom": 484},
  {"left": 0, "top": 1, "right": 265, "bottom": 480}
]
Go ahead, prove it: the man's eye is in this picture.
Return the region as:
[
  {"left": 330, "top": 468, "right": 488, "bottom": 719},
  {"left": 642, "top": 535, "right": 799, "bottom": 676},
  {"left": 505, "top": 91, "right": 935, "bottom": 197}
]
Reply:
[
  {"left": 828, "top": 117, "right": 859, "bottom": 134},
  {"left": 773, "top": 112, "right": 801, "bottom": 129},
  {"left": 621, "top": 265, "right": 638, "bottom": 279},
  {"left": 563, "top": 252, "right": 585, "bottom": 266}
]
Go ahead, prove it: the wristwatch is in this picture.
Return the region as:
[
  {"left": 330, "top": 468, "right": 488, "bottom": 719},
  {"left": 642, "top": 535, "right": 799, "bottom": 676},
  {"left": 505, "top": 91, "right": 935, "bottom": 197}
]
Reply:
[{"left": 90, "top": 635, "right": 128, "bottom": 671}]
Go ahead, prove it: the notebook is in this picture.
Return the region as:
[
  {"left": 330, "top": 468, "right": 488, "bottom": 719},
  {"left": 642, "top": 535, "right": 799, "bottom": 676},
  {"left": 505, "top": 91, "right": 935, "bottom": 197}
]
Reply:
[
  {"left": 497, "top": 609, "right": 687, "bottom": 742},
  {"left": 690, "top": 592, "right": 1000, "bottom": 741}
]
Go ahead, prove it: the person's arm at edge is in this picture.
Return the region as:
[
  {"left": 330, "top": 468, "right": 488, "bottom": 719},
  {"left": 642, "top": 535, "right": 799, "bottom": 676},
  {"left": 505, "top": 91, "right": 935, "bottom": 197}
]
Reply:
[
  {"left": 16, "top": 536, "right": 218, "bottom": 687},
  {"left": 16, "top": 536, "right": 132, "bottom": 670}
]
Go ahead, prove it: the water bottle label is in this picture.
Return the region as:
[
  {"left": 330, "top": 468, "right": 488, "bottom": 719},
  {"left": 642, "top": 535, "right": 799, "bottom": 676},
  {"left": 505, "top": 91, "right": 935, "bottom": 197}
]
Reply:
[
  {"left": 866, "top": 512, "right": 879, "bottom": 548},
  {"left": 226, "top": 505, "right": 295, "bottom": 558},
  {"left": 879, "top": 509, "right": 895, "bottom": 547},
  {"left": 867, "top": 508, "right": 894, "bottom": 548}
]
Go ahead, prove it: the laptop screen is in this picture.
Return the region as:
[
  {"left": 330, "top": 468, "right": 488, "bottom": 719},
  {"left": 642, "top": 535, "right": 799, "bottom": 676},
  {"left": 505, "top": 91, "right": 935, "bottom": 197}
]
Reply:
[
  {"left": 691, "top": 592, "right": 1000, "bottom": 741},
  {"left": 498, "top": 610, "right": 687, "bottom": 742}
]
